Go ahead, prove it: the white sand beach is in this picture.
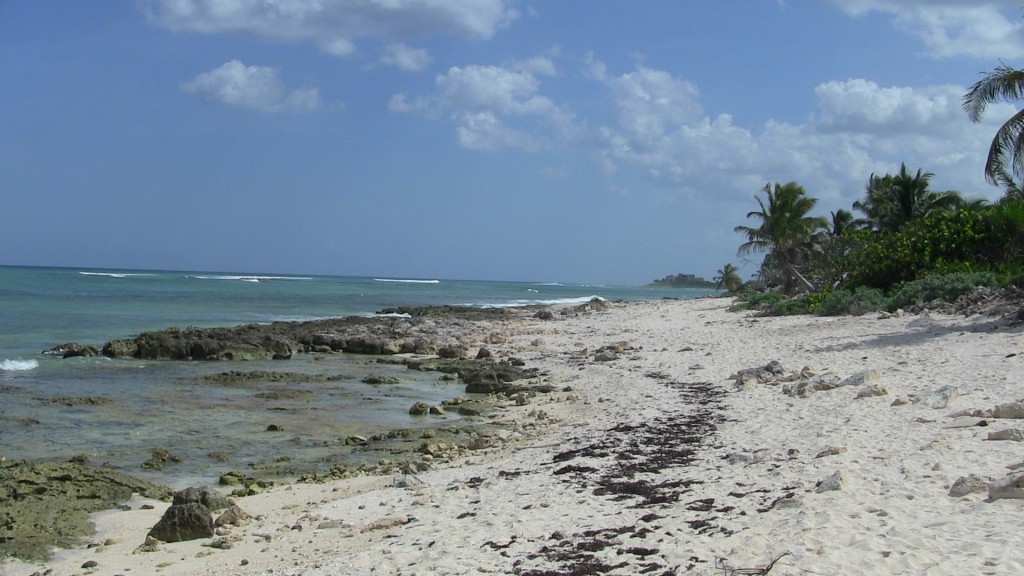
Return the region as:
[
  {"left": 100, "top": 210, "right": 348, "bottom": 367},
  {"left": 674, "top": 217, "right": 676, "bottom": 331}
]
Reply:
[{"left": 6, "top": 297, "right": 1024, "bottom": 576}]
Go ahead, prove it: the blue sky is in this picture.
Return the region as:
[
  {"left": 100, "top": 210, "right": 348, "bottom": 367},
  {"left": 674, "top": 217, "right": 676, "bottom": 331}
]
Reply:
[{"left": 2, "top": 1, "right": 1023, "bottom": 285}]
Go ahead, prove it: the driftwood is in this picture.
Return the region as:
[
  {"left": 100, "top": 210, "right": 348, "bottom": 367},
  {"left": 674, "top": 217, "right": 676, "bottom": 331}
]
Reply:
[{"left": 715, "top": 552, "right": 791, "bottom": 575}]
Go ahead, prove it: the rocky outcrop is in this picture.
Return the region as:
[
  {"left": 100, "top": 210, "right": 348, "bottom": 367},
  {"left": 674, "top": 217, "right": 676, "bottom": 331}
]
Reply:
[
  {"left": 91, "top": 308, "right": 529, "bottom": 362},
  {"left": 0, "top": 461, "right": 170, "bottom": 561}
]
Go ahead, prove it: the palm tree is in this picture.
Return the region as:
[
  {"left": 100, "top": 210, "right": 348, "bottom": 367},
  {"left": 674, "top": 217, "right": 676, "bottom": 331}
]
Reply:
[
  {"left": 993, "top": 167, "right": 1024, "bottom": 204},
  {"left": 713, "top": 263, "right": 743, "bottom": 292},
  {"left": 735, "top": 182, "right": 826, "bottom": 295},
  {"left": 963, "top": 64, "right": 1024, "bottom": 184},
  {"left": 853, "top": 163, "right": 961, "bottom": 231}
]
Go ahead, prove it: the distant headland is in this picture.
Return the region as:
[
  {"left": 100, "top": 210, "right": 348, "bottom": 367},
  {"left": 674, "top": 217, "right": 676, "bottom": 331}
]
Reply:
[{"left": 647, "top": 273, "right": 716, "bottom": 288}]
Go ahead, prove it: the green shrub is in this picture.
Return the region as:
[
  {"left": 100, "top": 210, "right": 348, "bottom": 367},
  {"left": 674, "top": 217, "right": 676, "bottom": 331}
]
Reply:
[
  {"left": 770, "top": 296, "right": 812, "bottom": 316},
  {"left": 888, "top": 272, "right": 999, "bottom": 310},
  {"left": 817, "top": 286, "right": 889, "bottom": 316}
]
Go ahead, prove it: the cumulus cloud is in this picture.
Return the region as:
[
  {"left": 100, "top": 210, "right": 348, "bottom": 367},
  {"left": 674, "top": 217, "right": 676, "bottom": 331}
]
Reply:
[
  {"left": 831, "top": 0, "right": 1024, "bottom": 59},
  {"left": 393, "top": 62, "right": 574, "bottom": 150},
  {"left": 379, "top": 43, "right": 432, "bottom": 71},
  {"left": 141, "top": 0, "right": 518, "bottom": 57},
  {"left": 586, "top": 58, "right": 1001, "bottom": 206},
  {"left": 182, "top": 60, "right": 321, "bottom": 113}
]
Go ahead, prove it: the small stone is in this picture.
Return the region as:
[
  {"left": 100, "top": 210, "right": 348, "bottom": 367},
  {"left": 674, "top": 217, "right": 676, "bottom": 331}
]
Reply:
[
  {"left": 948, "top": 475, "right": 990, "bottom": 497},
  {"left": 989, "top": 472, "right": 1024, "bottom": 500},
  {"left": 428, "top": 405, "right": 445, "bottom": 415},
  {"left": 986, "top": 428, "right": 1024, "bottom": 442},
  {"left": 815, "top": 447, "right": 847, "bottom": 459},
  {"left": 840, "top": 369, "right": 880, "bottom": 388},
  {"left": 815, "top": 471, "right": 846, "bottom": 493},
  {"left": 81, "top": 560, "right": 99, "bottom": 569},
  {"left": 409, "top": 402, "right": 429, "bottom": 416},
  {"left": 855, "top": 385, "right": 888, "bottom": 399}
]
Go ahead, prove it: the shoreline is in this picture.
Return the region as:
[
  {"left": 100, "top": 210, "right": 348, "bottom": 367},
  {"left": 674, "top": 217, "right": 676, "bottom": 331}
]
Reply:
[{"left": 5, "top": 297, "right": 1024, "bottom": 575}]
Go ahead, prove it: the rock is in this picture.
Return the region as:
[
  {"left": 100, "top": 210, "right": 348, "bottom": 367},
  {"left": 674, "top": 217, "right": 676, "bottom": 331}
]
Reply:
[
  {"left": 594, "top": 350, "right": 618, "bottom": 362},
  {"left": 409, "top": 402, "right": 430, "bottom": 416},
  {"left": 891, "top": 397, "right": 910, "bottom": 406},
  {"left": 948, "top": 475, "right": 990, "bottom": 497},
  {"left": 0, "top": 461, "right": 170, "bottom": 562},
  {"left": 815, "top": 471, "right": 846, "bottom": 493},
  {"left": 174, "top": 486, "right": 231, "bottom": 512},
  {"left": 781, "top": 374, "right": 841, "bottom": 398},
  {"left": 914, "top": 386, "right": 960, "bottom": 409},
  {"left": 815, "top": 447, "right": 847, "bottom": 459},
  {"left": 855, "top": 384, "right": 888, "bottom": 399},
  {"left": 993, "top": 400, "right": 1024, "bottom": 419},
  {"left": 362, "top": 375, "right": 400, "bottom": 385},
  {"left": 438, "top": 345, "right": 466, "bottom": 359},
  {"left": 988, "top": 472, "right": 1024, "bottom": 500},
  {"left": 476, "top": 347, "right": 492, "bottom": 359},
  {"left": 147, "top": 502, "right": 214, "bottom": 543},
  {"left": 534, "top": 310, "right": 555, "bottom": 320},
  {"left": 214, "top": 504, "right": 251, "bottom": 527},
  {"left": 986, "top": 428, "right": 1024, "bottom": 442},
  {"left": 839, "top": 369, "right": 880, "bottom": 388}
]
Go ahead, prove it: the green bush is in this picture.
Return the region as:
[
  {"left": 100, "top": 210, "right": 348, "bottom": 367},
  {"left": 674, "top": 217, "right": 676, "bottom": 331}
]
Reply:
[
  {"left": 817, "top": 286, "right": 889, "bottom": 316},
  {"left": 888, "top": 272, "right": 999, "bottom": 310}
]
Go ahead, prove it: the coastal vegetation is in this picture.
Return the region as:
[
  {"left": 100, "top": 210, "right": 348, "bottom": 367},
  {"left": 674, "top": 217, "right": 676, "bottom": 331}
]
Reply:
[
  {"left": 647, "top": 273, "right": 716, "bottom": 288},
  {"left": 724, "top": 64, "right": 1024, "bottom": 316}
]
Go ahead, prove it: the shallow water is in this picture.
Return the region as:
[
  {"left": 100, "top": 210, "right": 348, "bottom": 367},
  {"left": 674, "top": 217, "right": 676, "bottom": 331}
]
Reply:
[{"left": 0, "top": 265, "right": 715, "bottom": 488}]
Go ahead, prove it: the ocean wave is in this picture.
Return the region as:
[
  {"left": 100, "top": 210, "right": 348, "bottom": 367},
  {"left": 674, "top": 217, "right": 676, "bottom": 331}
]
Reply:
[
  {"left": 373, "top": 278, "right": 441, "bottom": 284},
  {"left": 1, "top": 359, "right": 39, "bottom": 371},
  {"left": 472, "top": 295, "right": 604, "bottom": 308},
  {"left": 188, "top": 275, "right": 313, "bottom": 282},
  {"left": 79, "top": 271, "right": 155, "bottom": 278}
]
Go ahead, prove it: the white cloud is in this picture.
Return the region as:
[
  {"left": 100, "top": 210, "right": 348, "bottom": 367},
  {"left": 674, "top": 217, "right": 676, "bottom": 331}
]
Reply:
[
  {"left": 831, "top": 0, "right": 1024, "bottom": 59},
  {"left": 379, "top": 43, "right": 432, "bottom": 72},
  {"left": 814, "top": 79, "right": 965, "bottom": 134},
  {"left": 588, "top": 61, "right": 1002, "bottom": 207},
  {"left": 393, "top": 63, "right": 574, "bottom": 150},
  {"left": 182, "top": 60, "right": 321, "bottom": 113},
  {"left": 141, "top": 0, "right": 518, "bottom": 57}
]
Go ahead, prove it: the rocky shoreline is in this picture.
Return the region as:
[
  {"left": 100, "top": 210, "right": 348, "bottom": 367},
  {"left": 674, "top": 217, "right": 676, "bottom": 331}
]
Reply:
[{"left": 5, "top": 303, "right": 603, "bottom": 563}]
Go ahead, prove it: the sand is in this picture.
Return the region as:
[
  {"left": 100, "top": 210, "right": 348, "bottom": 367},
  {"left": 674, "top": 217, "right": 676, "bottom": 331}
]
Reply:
[{"left": 4, "top": 297, "right": 1024, "bottom": 576}]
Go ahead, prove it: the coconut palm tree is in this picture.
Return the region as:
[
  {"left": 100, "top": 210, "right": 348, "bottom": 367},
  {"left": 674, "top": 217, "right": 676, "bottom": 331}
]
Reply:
[
  {"left": 993, "top": 167, "right": 1024, "bottom": 204},
  {"left": 963, "top": 64, "right": 1024, "bottom": 184},
  {"left": 713, "top": 263, "right": 743, "bottom": 292},
  {"left": 853, "top": 164, "right": 961, "bottom": 231},
  {"left": 735, "top": 182, "right": 827, "bottom": 295}
]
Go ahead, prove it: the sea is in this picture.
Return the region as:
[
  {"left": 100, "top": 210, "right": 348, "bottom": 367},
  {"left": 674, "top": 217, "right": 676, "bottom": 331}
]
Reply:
[{"left": 0, "top": 265, "right": 717, "bottom": 488}]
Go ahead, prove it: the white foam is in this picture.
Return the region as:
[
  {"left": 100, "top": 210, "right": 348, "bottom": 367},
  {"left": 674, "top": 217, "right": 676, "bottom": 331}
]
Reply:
[
  {"left": 79, "top": 271, "right": 155, "bottom": 278},
  {"left": 189, "top": 275, "right": 312, "bottom": 282},
  {"left": 373, "top": 278, "right": 441, "bottom": 284},
  {"left": 1, "top": 359, "right": 38, "bottom": 371}
]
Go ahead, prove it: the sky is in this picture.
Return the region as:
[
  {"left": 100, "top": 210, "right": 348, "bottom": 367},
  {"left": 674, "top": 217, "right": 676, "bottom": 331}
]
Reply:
[{"left": 2, "top": 1, "right": 1024, "bottom": 285}]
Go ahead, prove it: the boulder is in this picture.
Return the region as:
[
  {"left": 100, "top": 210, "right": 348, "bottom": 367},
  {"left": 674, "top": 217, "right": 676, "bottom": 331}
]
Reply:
[
  {"left": 173, "top": 486, "right": 231, "bottom": 512},
  {"left": 147, "top": 502, "right": 214, "bottom": 543}
]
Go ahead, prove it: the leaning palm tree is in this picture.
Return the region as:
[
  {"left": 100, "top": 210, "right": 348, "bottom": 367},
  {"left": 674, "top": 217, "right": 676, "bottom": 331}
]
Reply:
[
  {"left": 713, "top": 263, "right": 743, "bottom": 292},
  {"left": 735, "top": 182, "right": 826, "bottom": 295},
  {"left": 963, "top": 64, "right": 1024, "bottom": 184},
  {"left": 993, "top": 166, "right": 1024, "bottom": 204}
]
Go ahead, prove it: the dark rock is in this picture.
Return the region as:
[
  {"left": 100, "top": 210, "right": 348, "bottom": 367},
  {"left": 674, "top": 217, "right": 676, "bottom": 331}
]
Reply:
[
  {"left": 438, "top": 345, "right": 466, "bottom": 359},
  {"left": 534, "top": 310, "right": 555, "bottom": 320},
  {"left": 147, "top": 502, "right": 214, "bottom": 543},
  {"left": 476, "top": 347, "right": 492, "bottom": 359},
  {"left": 409, "top": 402, "right": 430, "bottom": 416},
  {"left": 173, "top": 486, "right": 231, "bottom": 512}
]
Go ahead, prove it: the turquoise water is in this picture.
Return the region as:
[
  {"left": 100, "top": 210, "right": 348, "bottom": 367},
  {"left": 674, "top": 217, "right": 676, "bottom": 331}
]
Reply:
[{"left": 0, "top": 266, "right": 716, "bottom": 487}]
